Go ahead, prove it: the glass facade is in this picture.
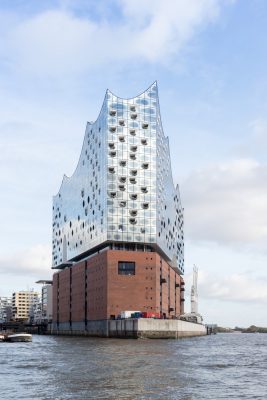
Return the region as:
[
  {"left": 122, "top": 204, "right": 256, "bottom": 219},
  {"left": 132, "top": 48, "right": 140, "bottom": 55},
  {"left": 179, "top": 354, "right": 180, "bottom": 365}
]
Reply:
[{"left": 52, "top": 82, "right": 184, "bottom": 274}]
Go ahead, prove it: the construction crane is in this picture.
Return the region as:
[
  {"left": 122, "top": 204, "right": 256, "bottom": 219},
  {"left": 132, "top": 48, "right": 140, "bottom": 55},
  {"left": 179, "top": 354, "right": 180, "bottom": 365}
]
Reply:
[{"left": 191, "top": 265, "right": 198, "bottom": 314}]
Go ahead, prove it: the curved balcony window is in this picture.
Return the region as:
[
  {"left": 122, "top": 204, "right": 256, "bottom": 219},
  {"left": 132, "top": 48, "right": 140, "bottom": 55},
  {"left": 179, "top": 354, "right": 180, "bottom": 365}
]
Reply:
[
  {"left": 141, "top": 186, "right": 148, "bottom": 193},
  {"left": 142, "top": 202, "right": 149, "bottom": 209},
  {"left": 119, "top": 120, "right": 125, "bottom": 126},
  {"left": 120, "top": 160, "right": 127, "bottom": 167},
  {"left": 119, "top": 201, "right": 126, "bottom": 207},
  {"left": 109, "top": 126, "right": 116, "bottom": 133},
  {"left": 119, "top": 136, "right": 125, "bottom": 142},
  {"left": 142, "top": 123, "right": 149, "bottom": 129},
  {"left": 108, "top": 143, "right": 115, "bottom": 149},
  {"left": 108, "top": 167, "right": 115, "bottom": 174},
  {"left": 130, "top": 169, "right": 137, "bottom": 176},
  {"left": 141, "top": 139, "right": 147, "bottom": 145},
  {"left": 130, "top": 210, "right": 137, "bottom": 217},
  {"left": 129, "top": 177, "right": 136, "bottom": 184},
  {"left": 130, "top": 154, "right": 136, "bottom": 160},
  {"left": 129, "top": 218, "right": 137, "bottom": 225},
  {"left": 109, "top": 151, "right": 116, "bottom": 157},
  {"left": 109, "top": 110, "right": 116, "bottom": 116},
  {"left": 130, "top": 145, "right": 137, "bottom": 152},
  {"left": 130, "top": 194, "right": 137, "bottom": 200},
  {"left": 129, "top": 129, "right": 136, "bottom": 136},
  {"left": 109, "top": 192, "right": 117, "bottom": 198},
  {"left": 131, "top": 113, "right": 137, "bottom": 119},
  {"left": 130, "top": 105, "right": 136, "bottom": 112},
  {"left": 119, "top": 185, "right": 125, "bottom": 191},
  {"left": 119, "top": 176, "right": 126, "bottom": 183},
  {"left": 142, "top": 163, "right": 149, "bottom": 169}
]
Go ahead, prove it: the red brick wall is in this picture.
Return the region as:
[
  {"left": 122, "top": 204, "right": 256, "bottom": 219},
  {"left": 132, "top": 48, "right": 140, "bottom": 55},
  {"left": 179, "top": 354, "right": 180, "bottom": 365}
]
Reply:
[
  {"left": 87, "top": 252, "right": 108, "bottom": 320},
  {"left": 58, "top": 268, "right": 71, "bottom": 323},
  {"left": 106, "top": 251, "right": 157, "bottom": 318},
  {"left": 52, "top": 272, "right": 59, "bottom": 322},
  {"left": 71, "top": 262, "right": 86, "bottom": 322},
  {"left": 52, "top": 250, "right": 184, "bottom": 323}
]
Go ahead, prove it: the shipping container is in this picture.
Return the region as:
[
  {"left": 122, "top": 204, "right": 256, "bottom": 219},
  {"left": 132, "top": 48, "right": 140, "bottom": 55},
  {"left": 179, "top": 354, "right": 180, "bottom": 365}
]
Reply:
[{"left": 120, "top": 310, "right": 140, "bottom": 319}]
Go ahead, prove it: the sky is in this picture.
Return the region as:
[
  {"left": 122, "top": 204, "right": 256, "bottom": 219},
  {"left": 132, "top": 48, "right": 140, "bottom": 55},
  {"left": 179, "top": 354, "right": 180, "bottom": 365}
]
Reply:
[{"left": 0, "top": 0, "right": 266, "bottom": 328}]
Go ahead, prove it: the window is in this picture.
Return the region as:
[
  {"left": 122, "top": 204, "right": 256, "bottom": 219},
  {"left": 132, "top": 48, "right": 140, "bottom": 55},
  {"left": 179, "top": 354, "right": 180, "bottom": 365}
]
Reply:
[
  {"left": 118, "top": 261, "right": 135, "bottom": 275},
  {"left": 142, "top": 163, "right": 149, "bottom": 169},
  {"left": 130, "top": 210, "right": 137, "bottom": 216}
]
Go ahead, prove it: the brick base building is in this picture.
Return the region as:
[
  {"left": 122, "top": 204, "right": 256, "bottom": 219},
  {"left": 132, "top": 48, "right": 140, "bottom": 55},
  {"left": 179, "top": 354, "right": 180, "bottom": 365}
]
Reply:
[{"left": 52, "top": 248, "right": 185, "bottom": 330}]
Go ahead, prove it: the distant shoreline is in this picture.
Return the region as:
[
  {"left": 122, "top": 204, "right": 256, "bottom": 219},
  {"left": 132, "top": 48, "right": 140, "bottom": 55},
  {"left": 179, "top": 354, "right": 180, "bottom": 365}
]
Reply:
[{"left": 216, "top": 325, "right": 267, "bottom": 334}]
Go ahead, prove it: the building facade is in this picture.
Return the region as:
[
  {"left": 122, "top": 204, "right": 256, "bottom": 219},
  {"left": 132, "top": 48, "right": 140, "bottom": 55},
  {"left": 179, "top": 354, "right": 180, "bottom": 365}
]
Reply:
[
  {"left": 36, "top": 280, "right": 53, "bottom": 322},
  {"left": 0, "top": 296, "right": 12, "bottom": 323},
  {"left": 52, "top": 83, "right": 185, "bottom": 330},
  {"left": 12, "top": 291, "right": 39, "bottom": 321}
]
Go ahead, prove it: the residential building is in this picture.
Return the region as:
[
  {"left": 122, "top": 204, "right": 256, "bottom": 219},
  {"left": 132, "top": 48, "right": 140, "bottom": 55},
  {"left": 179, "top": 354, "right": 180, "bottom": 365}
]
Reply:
[
  {"left": 0, "top": 296, "right": 12, "bottom": 323},
  {"left": 36, "top": 280, "right": 53, "bottom": 322},
  {"left": 12, "top": 291, "right": 39, "bottom": 321}
]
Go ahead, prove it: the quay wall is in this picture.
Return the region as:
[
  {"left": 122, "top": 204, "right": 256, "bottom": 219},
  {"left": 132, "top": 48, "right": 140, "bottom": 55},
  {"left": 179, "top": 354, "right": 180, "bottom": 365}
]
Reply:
[{"left": 51, "top": 319, "right": 206, "bottom": 339}]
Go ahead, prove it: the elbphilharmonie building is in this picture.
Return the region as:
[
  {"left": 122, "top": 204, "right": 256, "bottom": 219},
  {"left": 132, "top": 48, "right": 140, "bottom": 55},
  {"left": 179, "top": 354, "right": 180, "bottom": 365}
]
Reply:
[{"left": 52, "top": 83, "right": 185, "bottom": 331}]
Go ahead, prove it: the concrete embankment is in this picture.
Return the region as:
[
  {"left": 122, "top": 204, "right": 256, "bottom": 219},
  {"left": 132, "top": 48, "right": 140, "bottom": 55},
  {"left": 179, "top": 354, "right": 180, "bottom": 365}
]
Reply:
[{"left": 51, "top": 319, "right": 206, "bottom": 338}]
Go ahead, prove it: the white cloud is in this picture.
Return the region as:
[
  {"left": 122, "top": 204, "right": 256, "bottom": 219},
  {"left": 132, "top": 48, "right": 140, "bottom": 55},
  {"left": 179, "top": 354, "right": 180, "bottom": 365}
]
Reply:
[
  {"left": 182, "top": 158, "right": 267, "bottom": 250},
  {"left": 121, "top": 0, "right": 220, "bottom": 61},
  {"left": 198, "top": 270, "right": 267, "bottom": 303},
  {"left": 0, "top": 244, "right": 51, "bottom": 276},
  {"left": 0, "top": 0, "right": 229, "bottom": 78}
]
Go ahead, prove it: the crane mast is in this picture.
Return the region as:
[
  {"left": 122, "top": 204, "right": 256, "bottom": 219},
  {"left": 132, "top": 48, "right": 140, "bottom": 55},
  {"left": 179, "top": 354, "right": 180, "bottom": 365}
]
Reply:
[{"left": 191, "top": 265, "right": 198, "bottom": 314}]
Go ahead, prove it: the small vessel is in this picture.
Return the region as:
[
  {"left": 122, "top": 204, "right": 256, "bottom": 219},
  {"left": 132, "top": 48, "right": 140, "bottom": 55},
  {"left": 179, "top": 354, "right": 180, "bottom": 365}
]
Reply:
[
  {"left": 6, "top": 333, "right": 32, "bottom": 342},
  {"left": 0, "top": 334, "right": 6, "bottom": 342}
]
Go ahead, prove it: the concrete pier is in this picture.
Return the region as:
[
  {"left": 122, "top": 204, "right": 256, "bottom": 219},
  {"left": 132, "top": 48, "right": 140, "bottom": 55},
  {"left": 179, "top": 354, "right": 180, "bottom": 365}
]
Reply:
[{"left": 51, "top": 319, "right": 206, "bottom": 339}]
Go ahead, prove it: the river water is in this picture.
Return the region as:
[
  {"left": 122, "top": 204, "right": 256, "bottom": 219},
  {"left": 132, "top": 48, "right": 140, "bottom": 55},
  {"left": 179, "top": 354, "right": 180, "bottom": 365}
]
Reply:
[{"left": 0, "top": 333, "right": 266, "bottom": 399}]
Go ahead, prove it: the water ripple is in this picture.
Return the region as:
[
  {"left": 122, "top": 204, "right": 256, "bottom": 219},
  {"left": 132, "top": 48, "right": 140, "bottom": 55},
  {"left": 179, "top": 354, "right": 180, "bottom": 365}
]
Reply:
[{"left": 0, "top": 333, "right": 267, "bottom": 399}]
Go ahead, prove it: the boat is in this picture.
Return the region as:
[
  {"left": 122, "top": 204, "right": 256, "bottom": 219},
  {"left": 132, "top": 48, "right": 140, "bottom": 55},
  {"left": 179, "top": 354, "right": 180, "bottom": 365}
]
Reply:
[
  {"left": 0, "top": 334, "right": 6, "bottom": 342},
  {"left": 6, "top": 333, "right": 32, "bottom": 342}
]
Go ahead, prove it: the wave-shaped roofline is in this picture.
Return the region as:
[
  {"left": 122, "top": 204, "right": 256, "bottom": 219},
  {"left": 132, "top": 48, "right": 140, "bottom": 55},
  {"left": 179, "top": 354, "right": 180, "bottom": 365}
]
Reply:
[
  {"left": 53, "top": 81, "right": 158, "bottom": 198},
  {"left": 107, "top": 80, "right": 157, "bottom": 101}
]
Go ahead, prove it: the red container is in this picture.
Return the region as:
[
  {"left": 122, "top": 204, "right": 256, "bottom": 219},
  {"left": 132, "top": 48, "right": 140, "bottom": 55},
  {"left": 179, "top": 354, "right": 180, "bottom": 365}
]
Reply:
[{"left": 141, "top": 312, "right": 148, "bottom": 318}]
